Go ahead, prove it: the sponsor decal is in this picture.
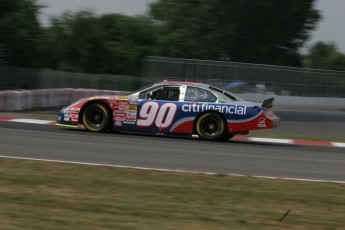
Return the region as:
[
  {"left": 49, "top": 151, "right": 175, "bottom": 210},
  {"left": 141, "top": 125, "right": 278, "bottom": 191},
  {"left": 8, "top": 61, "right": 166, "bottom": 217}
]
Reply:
[
  {"left": 70, "top": 107, "right": 80, "bottom": 111},
  {"left": 109, "top": 97, "right": 129, "bottom": 109},
  {"left": 70, "top": 110, "right": 79, "bottom": 122},
  {"left": 64, "top": 111, "right": 71, "bottom": 121},
  {"left": 128, "top": 105, "right": 137, "bottom": 111},
  {"left": 128, "top": 96, "right": 138, "bottom": 105},
  {"left": 114, "top": 112, "right": 126, "bottom": 121},
  {"left": 137, "top": 102, "right": 177, "bottom": 128},
  {"left": 114, "top": 116, "right": 126, "bottom": 121},
  {"left": 109, "top": 101, "right": 118, "bottom": 109},
  {"left": 258, "top": 118, "right": 266, "bottom": 127},
  {"left": 108, "top": 97, "right": 117, "bottom": 103},
  {"left": 218, "top": 97, "right": 226, "bottom": 103},
  {"left": 116, "top": 96, "right": 128, "bottom": 100},
  {"left": 182, "top": 103, "right": 247, "bottom": 115},
  {"left": 126, "top": 113, "right": 136, "bottom": 118},
  {"left": 123, "top": 121, "right": 135, "bottom": 125},
  {"left": 126, "top": 110, "right": 137, "bottom": 115},
  {"left": 117, "top": 101, "right": 128, "bottom": 110},
  {"left": 126, "top": 108, "right": 137, "bottom": 121},
  {"left": 126, "top": 116, "right": 137, "bottom": 121},
  {"left": 71, "top": 115, "right": 78, "bottom": 122},
  {"left": 114, "top": 121, "right": 123, "bottom": 126}
]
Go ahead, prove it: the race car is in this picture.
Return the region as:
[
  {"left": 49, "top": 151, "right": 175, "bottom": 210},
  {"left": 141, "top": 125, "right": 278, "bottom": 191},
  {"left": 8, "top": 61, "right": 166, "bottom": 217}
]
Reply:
[{"left": 56, "top": 80, "right": 280, "bottom": 141}]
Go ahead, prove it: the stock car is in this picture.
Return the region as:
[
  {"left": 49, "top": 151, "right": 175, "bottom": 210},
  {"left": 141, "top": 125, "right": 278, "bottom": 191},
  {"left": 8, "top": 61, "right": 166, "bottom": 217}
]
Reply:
[{"left": 56, "top": 80, "right": 280, "bottom": 141}]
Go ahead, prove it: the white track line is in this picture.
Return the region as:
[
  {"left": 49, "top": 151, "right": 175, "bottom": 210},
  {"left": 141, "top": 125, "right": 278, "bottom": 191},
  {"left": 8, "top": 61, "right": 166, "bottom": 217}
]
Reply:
[{"left": 0, "top": 155, "right": 344, "bottom": 184}]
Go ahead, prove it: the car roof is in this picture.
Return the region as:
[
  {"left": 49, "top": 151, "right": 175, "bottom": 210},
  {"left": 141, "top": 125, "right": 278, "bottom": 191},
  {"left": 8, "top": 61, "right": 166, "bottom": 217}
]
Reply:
[{"left": 155, "top": 80, "right": 210, "bottom": 88}]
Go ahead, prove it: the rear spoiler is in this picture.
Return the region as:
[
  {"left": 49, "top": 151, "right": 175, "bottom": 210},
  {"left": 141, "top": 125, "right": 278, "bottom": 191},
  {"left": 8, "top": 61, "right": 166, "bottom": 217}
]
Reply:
[{"left": 262, "top": 98, "right": 274, "bottom": 109}]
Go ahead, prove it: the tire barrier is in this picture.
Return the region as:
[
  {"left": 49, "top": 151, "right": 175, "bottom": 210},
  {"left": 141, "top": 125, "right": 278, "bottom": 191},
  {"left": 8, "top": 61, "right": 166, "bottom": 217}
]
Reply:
[{"left": 0, "top": 88, "right": 128, "bottom": 111}]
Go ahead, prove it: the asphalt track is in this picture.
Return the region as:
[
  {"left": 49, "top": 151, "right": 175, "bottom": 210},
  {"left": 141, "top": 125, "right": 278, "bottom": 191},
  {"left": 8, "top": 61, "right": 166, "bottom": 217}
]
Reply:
[{"left": 0, "top": 116, "right": 344, "bottom": 182}]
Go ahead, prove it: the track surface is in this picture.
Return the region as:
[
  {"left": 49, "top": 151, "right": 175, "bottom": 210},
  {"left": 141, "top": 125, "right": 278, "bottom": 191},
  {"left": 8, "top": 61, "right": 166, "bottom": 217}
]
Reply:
[{"left": 1, "top": 120, "right": 344, "bottom": 182}]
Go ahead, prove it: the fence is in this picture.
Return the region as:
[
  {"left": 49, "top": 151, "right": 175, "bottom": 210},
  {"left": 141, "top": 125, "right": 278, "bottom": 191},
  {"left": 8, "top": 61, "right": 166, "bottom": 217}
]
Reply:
[
  {"left": 2, "top": 57, "right": 345, "bottom": 97},
  {"left": 141, "top": 56, "right": 345, "bottom": 97}
]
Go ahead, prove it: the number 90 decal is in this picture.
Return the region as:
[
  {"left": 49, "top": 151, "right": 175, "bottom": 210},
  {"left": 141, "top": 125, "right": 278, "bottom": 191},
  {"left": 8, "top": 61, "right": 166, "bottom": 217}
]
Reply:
[{"left": 137, "top": 102, "right": 177, "bottom": 128}]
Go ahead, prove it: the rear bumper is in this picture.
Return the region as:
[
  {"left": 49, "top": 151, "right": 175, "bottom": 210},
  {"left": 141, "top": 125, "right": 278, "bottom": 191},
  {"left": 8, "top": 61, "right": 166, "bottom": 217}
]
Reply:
[
  {"left": 265, "top": 109, "right": 280, "bottom": 128},
  {"left": 227, "top": 109, "right": 280, "bottom": 132}
]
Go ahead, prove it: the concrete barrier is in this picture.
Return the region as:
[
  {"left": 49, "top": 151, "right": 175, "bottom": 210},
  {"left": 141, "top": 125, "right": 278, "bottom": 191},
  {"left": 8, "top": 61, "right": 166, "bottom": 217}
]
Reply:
[{"left": 0, "top": 89, "right": 344, "bottom": 111}]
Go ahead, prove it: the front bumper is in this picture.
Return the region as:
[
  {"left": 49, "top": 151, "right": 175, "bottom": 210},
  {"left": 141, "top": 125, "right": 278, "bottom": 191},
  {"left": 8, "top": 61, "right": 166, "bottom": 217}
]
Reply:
[{"left": 56, "top": 109, "right": 79, "bottom": 127}]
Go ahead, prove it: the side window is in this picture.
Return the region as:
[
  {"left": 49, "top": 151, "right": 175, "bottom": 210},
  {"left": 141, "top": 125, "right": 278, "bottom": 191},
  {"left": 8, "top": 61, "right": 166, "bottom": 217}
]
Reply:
[
  {"left": 138, "top": 86, "right": 160, "bottom": 99},
  {"left": 143, "top": 86, "right": 180, "bottom": 101},
  {"left": 185, "top": 86, "right": 217, "bottom": 102},
  {"left": 163, "top": 87, "right": 180, "bottom": 101}
]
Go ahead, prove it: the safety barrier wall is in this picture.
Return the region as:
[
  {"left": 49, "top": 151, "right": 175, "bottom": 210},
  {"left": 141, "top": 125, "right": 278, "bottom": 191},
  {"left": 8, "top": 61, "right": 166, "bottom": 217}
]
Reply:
[
  {"left": 1, "top": 88, "right": 345, "bottom": 111},
  {"left": 0, "top": 88, "right": 127, "bottom": 111}
]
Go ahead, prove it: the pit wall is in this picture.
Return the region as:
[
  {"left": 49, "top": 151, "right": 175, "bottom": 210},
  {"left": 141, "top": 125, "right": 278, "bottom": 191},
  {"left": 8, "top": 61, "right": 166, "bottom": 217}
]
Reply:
[{"left": 0, "top": 89, "right": 344, "bottom": 111}]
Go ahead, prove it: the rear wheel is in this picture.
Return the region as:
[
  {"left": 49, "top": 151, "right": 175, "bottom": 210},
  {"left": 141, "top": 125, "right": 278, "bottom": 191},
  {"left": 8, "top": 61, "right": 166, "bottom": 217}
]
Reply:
[
  {"left": 82, "top": 103, "right": 112, "bottom": 132},
  {"left": 195, "top": 112, "right": 227, "bottom": 141}
]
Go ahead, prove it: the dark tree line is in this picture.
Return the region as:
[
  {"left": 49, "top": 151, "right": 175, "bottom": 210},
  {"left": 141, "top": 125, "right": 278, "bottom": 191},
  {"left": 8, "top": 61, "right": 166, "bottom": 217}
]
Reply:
[
  {"left": 3, "top": 0, "right": 343, "bottom": 75},
  {"left": 38, "top": 11, "right": 158, "bottom": 74},
  {"left": 303, "top": 42, "right": 345, "bottom": 71},
  {"left": 0, "top": 0, "right": 41, "bottom": 67},
  {"left": 150, "top": 0, "right": 320, "bottom": 67}
]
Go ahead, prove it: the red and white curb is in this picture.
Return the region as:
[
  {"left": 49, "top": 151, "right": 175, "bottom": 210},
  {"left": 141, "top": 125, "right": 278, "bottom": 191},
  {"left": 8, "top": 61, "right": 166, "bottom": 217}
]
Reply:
[
  {"left": 232, "top": 135, "right": 345, "bottom": 148},
  {"left": 1, "top": 116, "right": 345, "bottom": 148},
  {"left": 0, "top": 117, "right": 56, "bottom": 125}
]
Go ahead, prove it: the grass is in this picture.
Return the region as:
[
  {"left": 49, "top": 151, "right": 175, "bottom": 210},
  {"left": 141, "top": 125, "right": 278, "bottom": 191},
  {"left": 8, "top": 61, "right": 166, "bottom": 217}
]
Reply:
[{"left": 0, "top": 158, "right": 344, "bottom": 229}]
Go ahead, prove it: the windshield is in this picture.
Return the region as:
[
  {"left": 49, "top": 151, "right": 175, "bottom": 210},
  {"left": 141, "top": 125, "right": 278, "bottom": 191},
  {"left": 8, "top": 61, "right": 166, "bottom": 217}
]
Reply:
[{"left": 209, "top": 86, "right": 245, "bottom": 101}]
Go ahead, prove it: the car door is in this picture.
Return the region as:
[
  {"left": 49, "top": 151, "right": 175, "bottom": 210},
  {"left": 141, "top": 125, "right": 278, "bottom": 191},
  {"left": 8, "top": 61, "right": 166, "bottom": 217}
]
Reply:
[{"left": 116, "top": 85, "right": 182, "bottom": 133}]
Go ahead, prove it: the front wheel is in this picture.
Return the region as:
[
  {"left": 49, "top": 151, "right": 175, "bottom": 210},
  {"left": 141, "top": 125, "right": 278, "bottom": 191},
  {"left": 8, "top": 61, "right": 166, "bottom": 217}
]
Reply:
[
  {"left": 195, "top": 112, "right": 227, "bottom": 141},
  {"left": 226, "top": 133, "right": 235, "bottom": 140},
  {"left": 82, "top": 103, "right": 112, "bottom": 132}
]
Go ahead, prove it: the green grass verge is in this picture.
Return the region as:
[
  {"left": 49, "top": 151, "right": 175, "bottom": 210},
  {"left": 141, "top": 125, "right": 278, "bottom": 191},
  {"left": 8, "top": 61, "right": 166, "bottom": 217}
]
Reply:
[{"left": 1, "top": 158, "right": 344, "bottom": 229}]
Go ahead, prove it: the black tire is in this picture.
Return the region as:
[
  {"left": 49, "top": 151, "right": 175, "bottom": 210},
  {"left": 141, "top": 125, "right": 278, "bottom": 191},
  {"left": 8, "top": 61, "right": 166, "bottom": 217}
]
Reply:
[
  {"left": 225, "top": 133, "right": 236, "bottom": 140},
  {"left": 82, "top": 103, "right": 112, "bottom": 132},
  {"left": 195, "top": 112, "right": 227, "bottom": 141}
]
